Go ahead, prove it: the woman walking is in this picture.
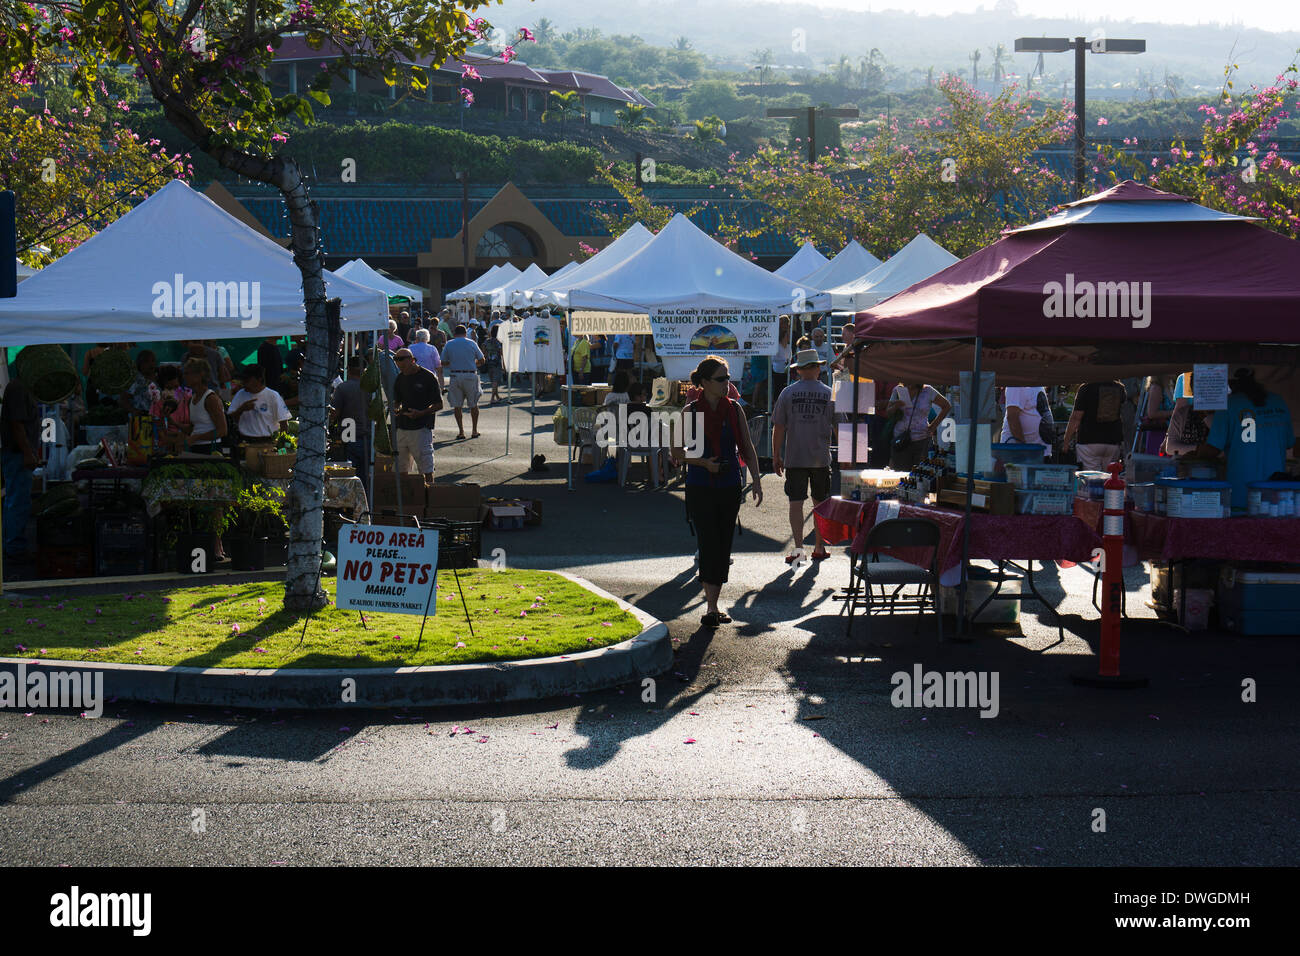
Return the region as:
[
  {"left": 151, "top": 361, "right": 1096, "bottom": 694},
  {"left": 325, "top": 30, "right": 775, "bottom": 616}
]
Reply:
[
  {"left": 673, "top": 356, "right": 764, "bottom": 628},
  {"left": 886, "top": 381, "right": 951, "bottom": 472}
]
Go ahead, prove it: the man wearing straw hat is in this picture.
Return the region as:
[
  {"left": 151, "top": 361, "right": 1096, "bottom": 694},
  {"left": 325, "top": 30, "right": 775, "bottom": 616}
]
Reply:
[{"left": 772, "top": 348, "right": 835, "bottom": 563}]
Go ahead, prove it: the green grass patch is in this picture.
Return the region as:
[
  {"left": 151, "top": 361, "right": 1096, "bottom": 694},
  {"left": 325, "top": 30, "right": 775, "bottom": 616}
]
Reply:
[{"left": 0, "top": 571, "right": 640, "bottom": 668}]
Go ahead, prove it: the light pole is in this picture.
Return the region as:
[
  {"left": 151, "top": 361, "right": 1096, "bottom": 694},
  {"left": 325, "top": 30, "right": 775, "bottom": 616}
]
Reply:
[
  {"left": 1014, "top": 35, "right": 1145, "bottom": 200},
  {"left": 454, "top": 169, "right": 469, "bottom": 288},
  {"left": 767, "top": 106, "right": 860, "bottom": 164}
]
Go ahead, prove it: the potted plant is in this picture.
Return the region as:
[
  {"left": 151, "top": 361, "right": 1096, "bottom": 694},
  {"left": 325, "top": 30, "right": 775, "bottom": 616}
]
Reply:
[
  {"left": 145, "top": 462, "right": 242, "bottom": 573},
  {"left": 225, "top": 482, "right": 288, "bottom": 570}
]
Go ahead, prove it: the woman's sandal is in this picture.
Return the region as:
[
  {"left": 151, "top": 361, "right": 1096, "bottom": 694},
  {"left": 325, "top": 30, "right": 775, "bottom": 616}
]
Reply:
[
  {"left": 784, "top": 551, "right": 804, "bottom": 564},
  {"left": 701, "top": 611, "right": 732, "bottom": 627},
  {"left": 810, "top": 551, "right": 831, "bottom": 561}
]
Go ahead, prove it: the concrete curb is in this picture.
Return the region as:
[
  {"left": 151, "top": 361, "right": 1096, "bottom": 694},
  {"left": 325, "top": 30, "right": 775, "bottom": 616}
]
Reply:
[{"left": 0, "top": 570, "right": 671, "bottom": 710}]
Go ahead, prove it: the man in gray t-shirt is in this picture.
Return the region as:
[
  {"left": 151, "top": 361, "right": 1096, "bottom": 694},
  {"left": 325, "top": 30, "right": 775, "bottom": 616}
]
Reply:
[{"left": 773, "top": 349, "right": 835, "bottom": 562}]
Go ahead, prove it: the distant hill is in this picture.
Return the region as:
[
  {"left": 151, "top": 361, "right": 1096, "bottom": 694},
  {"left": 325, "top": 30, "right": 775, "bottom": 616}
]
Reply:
[{"left": 492, "top": 1, "right": 1299, "bottom": 93}]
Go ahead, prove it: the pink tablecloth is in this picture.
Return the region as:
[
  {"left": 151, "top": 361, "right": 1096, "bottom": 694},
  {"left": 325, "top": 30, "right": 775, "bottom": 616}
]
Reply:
[
  {"left": 1127, "top": 512, "right": 1300, "bottom": 563},
  {"left": 813, "top": 496, "right": 1102, "bottom": 578}
]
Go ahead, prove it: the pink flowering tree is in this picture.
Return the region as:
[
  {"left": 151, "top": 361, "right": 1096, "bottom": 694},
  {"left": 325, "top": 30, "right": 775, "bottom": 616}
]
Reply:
[
  {"left": 1095, "top": 64, "right": 1300, "bottom": 238},
  {"left": 2, "top": 45, "right": 191, "bottom": 266},
  {"left": 718, "top": 76, "right": 1073, "bottom": 258},
  {"left": 0, "top": 1, "right": 511, "bottom": 611}
]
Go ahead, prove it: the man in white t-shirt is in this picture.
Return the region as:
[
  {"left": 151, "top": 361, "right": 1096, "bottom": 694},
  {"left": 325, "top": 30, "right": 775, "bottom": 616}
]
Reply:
[
  {"left": 229, "top": 365, "right": 291, "bottom": 441},
  {"left": 1001, "top": 386, "right": 1050, "bottom": 458}
]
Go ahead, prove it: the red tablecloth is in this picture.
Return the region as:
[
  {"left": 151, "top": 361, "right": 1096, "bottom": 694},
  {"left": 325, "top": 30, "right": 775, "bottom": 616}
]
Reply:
[
  {"left": 1127, "top": 511, "right": 1300, "bottom": 563},
  {"left": 813, "top": 497, "right": 1102, "bottom": 576}
]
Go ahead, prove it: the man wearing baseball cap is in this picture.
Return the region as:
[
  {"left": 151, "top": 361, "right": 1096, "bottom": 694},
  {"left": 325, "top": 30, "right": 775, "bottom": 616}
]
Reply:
[{"left": 773, "top": 348, "right": 836, "bottom": 563}]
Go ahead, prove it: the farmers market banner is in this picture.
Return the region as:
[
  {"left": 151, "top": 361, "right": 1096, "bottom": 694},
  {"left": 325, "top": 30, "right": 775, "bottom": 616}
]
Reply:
[{"left": 649, "top": 307, "right": 779, "bottom": 359}]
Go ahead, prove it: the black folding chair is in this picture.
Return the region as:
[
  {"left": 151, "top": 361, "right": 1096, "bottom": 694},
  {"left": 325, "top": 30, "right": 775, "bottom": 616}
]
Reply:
[{"left": 838, "top": 518, "right": 943, "bottom": 644}]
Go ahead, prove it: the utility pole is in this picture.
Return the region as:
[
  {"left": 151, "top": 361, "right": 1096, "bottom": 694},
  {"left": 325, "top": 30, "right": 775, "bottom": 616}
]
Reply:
[{"left": 767, "top": 106, "right": 860, "bottom": 163}]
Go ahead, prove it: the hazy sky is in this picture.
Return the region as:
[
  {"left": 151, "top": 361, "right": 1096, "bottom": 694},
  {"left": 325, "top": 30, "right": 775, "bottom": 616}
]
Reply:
[{"left": 803, "top": 1, "right": 1299, "bottom": 33}]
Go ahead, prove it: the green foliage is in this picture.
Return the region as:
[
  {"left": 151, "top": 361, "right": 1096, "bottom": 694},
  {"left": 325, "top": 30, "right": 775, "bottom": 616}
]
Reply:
[{"left": 683, "top": 78, "right": 744, "bottom": 121}]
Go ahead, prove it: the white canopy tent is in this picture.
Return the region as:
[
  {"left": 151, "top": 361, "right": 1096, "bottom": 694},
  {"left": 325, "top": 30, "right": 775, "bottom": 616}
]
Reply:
[
  {"left": 812, "top": 233, "right": 959, "bottom": 311},
  {"left": 481, "top": 262, "right": 548, "bottom": 308},
  {"left": 333, "top": 258, "right": 424, "bottom": 303},
  {"left": 444, "top": 263, "right": 508, "bottom": 301},
  {"left": 510, "top": 258, "right": 581, "bottom": 309},
  {"left": 772, "top": 241, "right": 829, "bottom": 282},
  {"left": 559, "top": 213, "right": 800, "bottom": 487},
  {"left": 797, "top": 239, "right": 883, "bottom": 294},
  {"left": 0, "top": 180, "right": 387, "bottom": 344},
  {"left": 566, "top": 214, "right": 798, "bottom": 314},
  {"left": 522, "top": 222, "right": 656, "bottom": 311}
]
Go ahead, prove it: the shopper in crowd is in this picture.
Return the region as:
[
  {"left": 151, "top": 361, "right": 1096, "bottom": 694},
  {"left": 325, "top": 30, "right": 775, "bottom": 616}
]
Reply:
[
  {"left": 604, "top": 370, "right": 631, "bottom": 407},
  {"left": 126, "top": 350, "right": 159, "bottom": 413},
  {"left": 830, "top": 323, "right": 857, "bottom": 374},
  {"left": 1138, "top": 374, "right": 1177, "bottom": 456},
  {"left": 441, "top": 324, "right": 485, "bottom": 439},
  {"left": 229, "top": 363, "right": 290, "bottom": 454},
  {"left": 378, "top": 319, "right": 404, "bottom": 352},
  {"left": 482, "top": 328, "right": 504, "bottom": 402},
  {"left": 773, "top": 315, "right": 793, "bottom": 394},
  {"left": 673, "top": 355, "right": 764, "bottom": 629},
  {"left": 150, "top": 365, "right": 191, "bottom": 454},
  {"left": 887, "top": 381, "right": 952, "bottom": 471},
  {"left": 396, "top": 311, "right": 412, "bottom": 343},
  {"left": 2, "top": 364, "right": 41, "bottom": 561},
  {"left": 330, "top": 355, "right": 372, "bottom": 491},
  {"left": 183, "top": 340, "right": 225, "bottom": 393},
  {"left": 572, "top": 334, "right": 592, "bottom": 386},
  {"left": 180, "top": 357, "right": 228, "bottom": 454},
  {"left": 611, "top": 333, "right": 635, "bottom": 376},
  {"left": 1001, "top": 385, "right": 1052, "bottom": 459},
  {"left": 409, "top": 327, "right": 442, "bottom": 378},
  {"left": 280, "top": 350, "right": 304, "bottom": 414},
  {"left": 257, "top": 336, "right": 284, "bottom": 390},
  {"left": 1063, "top": 378, "right": 1126, "bottom": 470},
  {"left": 1198, "top": 368, "right": 1300, "bottom": 512},
  {"left": 437, "top": 308, "right": 455, "bottom": 340},
  {"left": 392, "top": 347, "right": 443, "bottom": 483},
  {"left": 773, "top": 349, "right": 836, "bottom": 563},
  {"left": 811, "top": 326, "right": 834, "bottom": 368}
]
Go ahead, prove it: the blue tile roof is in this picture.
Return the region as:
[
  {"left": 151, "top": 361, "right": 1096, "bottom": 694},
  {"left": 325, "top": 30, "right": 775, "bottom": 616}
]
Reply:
[{"left": 237, "top": 194, "right": 799, "bottom": 259}]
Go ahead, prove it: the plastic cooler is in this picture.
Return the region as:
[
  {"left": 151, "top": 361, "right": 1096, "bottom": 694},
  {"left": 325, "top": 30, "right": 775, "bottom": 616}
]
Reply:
[
  {"left": 1014, "top": 488, "right": 1074, "bottom": 515},
  {"left": 1216, "top": 567, "right": 1300, "bottom": 634},
  {"left": 1004, "top": 462, "right": 1076, "bottom": 491},
  {"left": 1247, "top": 481, "right": 1300, "bottom": 518},
  {"left": 1156, "top": 478, "right": 1231, "bottom": 518},
  {"left": 990, "top": 443, "right": 1044, "bottom": 480},
  {"left": 1130, "top": 483, "right": 1156, "bottom": 513},
  {"left": 1074, "top": 470, "right": 1109, "bottom": 500},
  {"left": 1127, "top": 452, "right": 1176, "bottom": 486}
]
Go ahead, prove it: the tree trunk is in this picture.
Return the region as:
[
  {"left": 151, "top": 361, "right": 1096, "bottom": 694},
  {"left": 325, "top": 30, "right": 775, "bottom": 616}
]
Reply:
[
  {"left": 275, "top": 159, "right": 331, "bottom": 612},
  {"left": 195, "top": 144, "right": 330, "bottom": 611}
]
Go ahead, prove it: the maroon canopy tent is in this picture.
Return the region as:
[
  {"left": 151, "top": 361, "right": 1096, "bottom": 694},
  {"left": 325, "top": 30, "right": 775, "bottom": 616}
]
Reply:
[
  {"left": 850, "top": 181, "right": 1300, "bottom": 387},
  {"left": 840, "top": 180, "right": 1300, "bottom": 628}
]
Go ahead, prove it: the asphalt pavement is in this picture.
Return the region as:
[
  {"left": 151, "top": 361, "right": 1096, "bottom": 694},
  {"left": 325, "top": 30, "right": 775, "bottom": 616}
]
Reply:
[{"left": 1, "top": 389, "right": 1297, "bottom": 866}]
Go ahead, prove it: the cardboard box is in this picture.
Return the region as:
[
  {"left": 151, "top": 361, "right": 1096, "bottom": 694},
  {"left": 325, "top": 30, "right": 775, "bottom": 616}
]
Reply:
[
  {"left": 372, "top": 473, "right": 428, "bottom": 512},
  {"left": 424, "top": 505, "right": 483, "bottom": 524},
  {"left": 427, "top": 483, "right": 482, "bottom": 509}
]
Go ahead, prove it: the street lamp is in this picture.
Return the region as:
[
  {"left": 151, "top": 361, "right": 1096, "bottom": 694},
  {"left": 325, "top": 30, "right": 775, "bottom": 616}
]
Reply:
[
  {"left": 767, "top": 106, "right": 860, "bottom": 164},
  {"left": 454, "top": 170, "right": 469, "bottom": 288},
  {"left": 1014, "top": 35, "right": 1145, "bottom": 200}
]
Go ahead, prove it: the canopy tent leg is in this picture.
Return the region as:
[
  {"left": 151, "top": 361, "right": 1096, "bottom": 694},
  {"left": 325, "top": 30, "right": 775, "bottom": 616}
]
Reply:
[
  {"left": 957, "top": 336, "right": 984, "bottom": 634},
  {"left": 567, "top": 308, "right": 574, "bottom": 492}
]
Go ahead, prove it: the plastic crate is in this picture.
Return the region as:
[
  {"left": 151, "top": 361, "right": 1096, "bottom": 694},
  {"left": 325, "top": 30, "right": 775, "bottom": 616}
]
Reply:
[
  {"left": 1074, "top": 470, "right": 1109, "bottom": 500},
  {"left": 425, "top": 518, "right": 482, "bottom": 559},
  {"left": 1014, "top": 488, "right": 1074, "bottom": 515},
  {"left": 990, "top": 443, "right": 1046, "bottom": 479},
  {"left": 1156, "top": 478, "right": 1231, "bottom": 518},
  {"left": 438, "top": 543, "right": 474, "bottom": 570},
  {"left": 1247, "top": 481, "right": 1300, "bottom": 518},
  {"left": 37, "top": 545, "right": 93, "bottom": 579},
  {"left": 1004, "top": 462, "right": 1076, "bottom": 491}
]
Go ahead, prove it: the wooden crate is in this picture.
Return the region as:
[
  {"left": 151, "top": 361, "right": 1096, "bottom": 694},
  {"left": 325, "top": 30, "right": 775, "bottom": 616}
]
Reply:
[{"left": 937, "top": 476, "right": 1015, "bottom": 515}]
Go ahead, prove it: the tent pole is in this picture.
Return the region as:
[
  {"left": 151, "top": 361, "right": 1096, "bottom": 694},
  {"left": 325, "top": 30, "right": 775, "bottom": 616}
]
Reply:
[
  {"left": 530, "top": 371, "right": 536, "bottom": 464},
  {"left": 852, "top": 346, "right": 860, "bottom": 467},
  {"left": 567, "top": 308, "right": 574, "bottom": 492},
  {"left": 958, "top": 337, "right": 984, "bottom": 632}
]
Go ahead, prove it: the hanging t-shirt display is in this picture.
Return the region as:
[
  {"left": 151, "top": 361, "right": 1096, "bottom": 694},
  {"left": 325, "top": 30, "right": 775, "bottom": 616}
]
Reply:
[
  {"left": 495, "top": 318, "right": 524, "bottom": 373},
  {"left": 517, "top": 315, "right": 566, "bottom": 374}
]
